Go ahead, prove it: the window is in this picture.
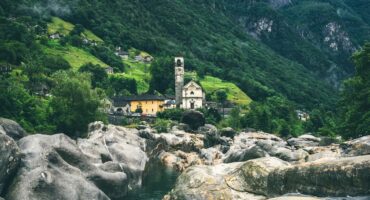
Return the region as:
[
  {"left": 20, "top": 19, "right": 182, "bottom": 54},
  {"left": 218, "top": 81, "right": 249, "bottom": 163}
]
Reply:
[
  {"left": 152, "top": 109, "right": 154, "bottom": 112},
  {"left": 152, "top": 101, "right": 154, "bottom": 104},
  {"left": 190, "top": 91, "right": 194, "bottom": 95}
]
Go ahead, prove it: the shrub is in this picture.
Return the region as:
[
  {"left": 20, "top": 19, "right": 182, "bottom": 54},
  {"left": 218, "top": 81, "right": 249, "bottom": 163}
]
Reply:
[{"left": 157, "top": 108, "right": 184, "bottom": 121}]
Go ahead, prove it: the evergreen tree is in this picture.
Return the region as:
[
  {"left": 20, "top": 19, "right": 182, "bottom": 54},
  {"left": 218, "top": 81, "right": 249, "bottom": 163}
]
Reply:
[{"left": 339, "top": 43, "right": 370, "bottom": 138}]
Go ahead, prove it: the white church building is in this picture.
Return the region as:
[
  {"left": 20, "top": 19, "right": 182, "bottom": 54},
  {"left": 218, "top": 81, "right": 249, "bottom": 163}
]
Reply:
[{"left": 174, "top": 57, "right": 205, "bottom": 109}]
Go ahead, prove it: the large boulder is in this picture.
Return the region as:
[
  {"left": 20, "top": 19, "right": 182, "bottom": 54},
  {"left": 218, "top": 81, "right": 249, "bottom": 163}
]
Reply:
[
  {"left": 5, "top": 134, "right": 127, "bottom": 200},
  {"left": 78, "top": 121, "right": 148, "bottom": 189},
  {"left": 165, "top": 157, "right": 289, "bottom": 200},
  {"left": 0, "top": 118, "right": 27, "bottom": 140},
  {"left": 225, "top": 157, "right": 290, "bottom": 196},
  {"left": 198, "top": 124, "right": 220, "bottom": 147},
  {"left": 268, "top": 155, "right": 370, "bottom": 197},
  {"left": 223, "top": 132, "right": 306, "bottom": 163},
  {"left": 220, "top": 127, "right": 237, "bottom": 138},
  {"left": 165, "top": 162, "right": 266, "bottom": 200},
  {"left": 341, "top": 135, "right": 370, "bottom": 156},
  {"left": 154, "top": 131, "right": 204, "bottom": 153},
  {"left": 0, "top": 134, "right": 21, "bottom": 194},
  {"left": 181, "top": 110, "right": 205, "bottom": 130},
  {"left": 287, "top": 134, "right": 321, "bottom": 148}
]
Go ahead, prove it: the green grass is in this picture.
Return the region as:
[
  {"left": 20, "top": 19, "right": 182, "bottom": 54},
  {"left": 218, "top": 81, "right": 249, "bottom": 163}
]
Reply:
[
  {"left": 42, "top": 40, "right": 108, "bottom": 69},
  {"left": 123, "top": 59, "right": 151, "bottom": 94},
  {"left": 200, "top": 76, "right": 252, "bottom": 105},
  {"left": 48, "top": 17, "right": 103, "bottom": 42}
]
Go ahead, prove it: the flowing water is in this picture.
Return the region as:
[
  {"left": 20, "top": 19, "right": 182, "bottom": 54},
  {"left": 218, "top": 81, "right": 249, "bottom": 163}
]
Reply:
[{"left": 125, "top": 162, "right": 180, "bottom": 200}]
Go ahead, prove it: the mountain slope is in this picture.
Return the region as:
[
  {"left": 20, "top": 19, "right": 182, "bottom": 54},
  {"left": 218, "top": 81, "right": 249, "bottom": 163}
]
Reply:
[{"left": 3, "top": 0, "right": 369, "bottom": 109}]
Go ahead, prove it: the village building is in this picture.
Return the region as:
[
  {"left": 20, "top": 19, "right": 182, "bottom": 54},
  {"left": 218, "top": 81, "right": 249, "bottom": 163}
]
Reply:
[
  {"left": 135, "top": 55, "right": 143, "bottom": 62},
  {"left": 163, "top": 95, "right": 176, "bottom": 110},
  {"left": 143, "top": 55, "right": 154, "bottom": 63},
  {"left": 49, "top": 33, "right": 62, "bottom": 39},
  {"left": 174, "top": 57, "right": 205, "bottom": 109},
  {"left": 127, "top": 95, "right": 166, "bottom": 116},
  {"left": 105, "top": 66, "right": 114, "bottom": 74},
  {"left": 296, "top": 110, "right": 310, "bottom": 121},
  {"left": 182, "top": 81, "right": 205, "bottom": 109},
  {"left": 115, "top": 47, "right": 129, "bottom": 59},
  {"left": 111, "top": 97, "right": 131, "bottom": 115}
]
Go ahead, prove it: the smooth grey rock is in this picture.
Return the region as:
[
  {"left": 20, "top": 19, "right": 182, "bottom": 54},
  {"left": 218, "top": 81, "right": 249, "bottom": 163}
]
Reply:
[
  {"left": 198, "top": 124, "right": 219, "bottom": 147},
  {"left": 342, "top": 135, "right": 370, "bottom": 156},
  {"left": 6, "top": 134, "right": 126, "bottom": 200},
  {"left": 165, "top": 161, "right": 267, "bottom": 200},
  {"left": 268, "top": 155, "right": 370, "bottom": 197},
  {"left": 154, "top": 131, "right": 204, "bottom": 153},
  {"left": 79, "top": 122, "right": 148, "bottom": 189},
  {"left": 287, "top": 134, "right": 321, "bottom": 148},
  {"left": 220, "top": 127, "right": 237, "bottom": 138},
  {"left": 0, "top": 134, "right": 21, "bottom": 194},
  {"left": 0, "top": 118, "right": 27, "bottom": 140},
  {"left": 224, "top": 132, "right": 295, "bottom": 163}
]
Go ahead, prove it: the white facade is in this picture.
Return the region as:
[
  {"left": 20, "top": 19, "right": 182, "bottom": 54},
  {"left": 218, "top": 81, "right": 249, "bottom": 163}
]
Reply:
[{"left": 182, "top": 81, "right": 204, "bottom": 109}]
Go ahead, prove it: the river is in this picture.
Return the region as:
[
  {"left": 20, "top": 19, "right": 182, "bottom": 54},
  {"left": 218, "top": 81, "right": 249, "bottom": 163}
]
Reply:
[{"left": 125, "top": 161, "right": 180, "bottom": 200}]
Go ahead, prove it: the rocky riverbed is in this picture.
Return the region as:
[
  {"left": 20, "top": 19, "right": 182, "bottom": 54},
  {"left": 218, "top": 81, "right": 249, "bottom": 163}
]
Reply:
[{"left": 0, "top": 117, "right": 369, "bottom": 200}]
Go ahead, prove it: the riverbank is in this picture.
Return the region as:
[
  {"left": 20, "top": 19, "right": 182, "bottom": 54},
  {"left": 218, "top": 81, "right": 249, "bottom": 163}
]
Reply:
[{"left": 1, "top": 118, "right": 370, "bottom": 200}]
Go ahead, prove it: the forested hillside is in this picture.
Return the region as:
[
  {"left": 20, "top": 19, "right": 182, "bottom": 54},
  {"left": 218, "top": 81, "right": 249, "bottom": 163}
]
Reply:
[
  {"left": 0, "top": 0, "right": 369, "bottom": 136},
  {"left": 2, "top": 0, "right": 358, "bottom": 109}
]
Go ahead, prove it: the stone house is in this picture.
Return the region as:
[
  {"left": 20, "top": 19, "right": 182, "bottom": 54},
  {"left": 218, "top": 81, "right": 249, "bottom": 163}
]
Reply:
[
  {"left": 111, "top": 97, "right": 131, "bottom": 115},
  {"left": 105, "top": 66, "right": 114, "bottom": 74},
  {"left": 115, "top": 47, "right": 129, "bottom": 59}
]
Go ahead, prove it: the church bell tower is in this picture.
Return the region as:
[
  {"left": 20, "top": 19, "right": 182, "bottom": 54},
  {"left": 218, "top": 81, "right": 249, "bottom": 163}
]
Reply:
[{"left": 175, "top": 57, "right": 184, "bottom": 108}]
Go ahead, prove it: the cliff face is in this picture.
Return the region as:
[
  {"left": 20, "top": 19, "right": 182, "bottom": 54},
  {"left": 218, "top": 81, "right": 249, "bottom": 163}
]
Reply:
[{"left": 221, "top": 0, "right": 370, "bottom": 87}]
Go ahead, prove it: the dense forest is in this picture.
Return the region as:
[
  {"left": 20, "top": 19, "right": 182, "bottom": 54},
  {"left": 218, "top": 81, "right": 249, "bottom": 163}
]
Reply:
[{"left": 0, "top": 0, "right": 369, "bottom": 138}]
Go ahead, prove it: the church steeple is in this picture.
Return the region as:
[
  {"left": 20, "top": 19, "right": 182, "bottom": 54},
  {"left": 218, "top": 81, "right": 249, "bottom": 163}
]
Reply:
[{"left": 175, "top": 57, "right": 184, "bottom": 108}]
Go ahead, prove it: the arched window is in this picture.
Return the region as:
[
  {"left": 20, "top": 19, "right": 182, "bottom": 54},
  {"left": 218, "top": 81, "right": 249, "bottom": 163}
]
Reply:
[{"left": 190, "top": 91, "right": 194, "bottom": 95}]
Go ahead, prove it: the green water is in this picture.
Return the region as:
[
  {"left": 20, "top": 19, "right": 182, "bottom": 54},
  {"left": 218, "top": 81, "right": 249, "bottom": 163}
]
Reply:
[{"left": 125, "top": 163, "right": 180, "bottom": 200}]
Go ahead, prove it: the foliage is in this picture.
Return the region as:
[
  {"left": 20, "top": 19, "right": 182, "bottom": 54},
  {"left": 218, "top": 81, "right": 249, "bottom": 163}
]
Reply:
[
  {"left": 197, "top": 108, "right": 222, "bottom": 125},
  {"left": 149, "top": 57, "right": 174, "bottom": 94},
  {"left": 153, "top": 119, "right": 172, "bottom": 133},
  {"left": 123, "top": 59, "right": 151, "bottom": 94},
  {"left": 0, "top": 76, "right": 54, "bottom": 133},
  {"left": 338, "top": 43, "right": 370, "bottom": 138},
  {"left": 241, "top": 96, "right": 303, "bottom": 137},
  {"left": 108, "top": 74, "right": 137, "bottom": 96},
  {"left": 41, "top": 41, "right": 108, "bottom": 69},
  {"left": 200, "top": 76, "right": 252, "bottom": 105},
  {"left": 49, "top": 71, "right": 105, "bottom": 138},
  {"left": 157, "top": 108, "right": 184, "bottom": 121},
  {"left": 79, "top": 63, "right": 108, "bottom": 88}
]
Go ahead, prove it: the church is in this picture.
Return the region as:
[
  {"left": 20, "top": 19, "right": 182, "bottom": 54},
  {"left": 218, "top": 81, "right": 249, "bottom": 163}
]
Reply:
[{"left": 174, "top": 57, "right": 205, "bottom": 109}]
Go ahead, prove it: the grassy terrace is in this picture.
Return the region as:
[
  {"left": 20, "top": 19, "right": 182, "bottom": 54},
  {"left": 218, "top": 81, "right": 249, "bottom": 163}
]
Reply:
[
  {"left": 48, "top": 17, "right": 103, "bottom": 42},
  {"left": 123, "top": 59, "right": 151, "bottom": 94},
  {"left": 42, "top": 40, "right": 108, "bottom": 69},
  {"left": 200, "top": 76, "right": 252, "bottom": 105}
]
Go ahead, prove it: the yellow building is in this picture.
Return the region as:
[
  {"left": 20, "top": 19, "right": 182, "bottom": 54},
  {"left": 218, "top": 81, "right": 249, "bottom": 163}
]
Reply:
[{"left": 128, "top": 95, "right": 166, "bottom": 116}]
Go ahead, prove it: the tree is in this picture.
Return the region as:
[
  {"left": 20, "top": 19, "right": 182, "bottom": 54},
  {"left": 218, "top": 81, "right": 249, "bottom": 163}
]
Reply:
[
  {"left": 149, "top": 57, "right": 174, "bottom": 94},
  {"left": 70, "top": 24, "right": 84, "bottom": 36},
  {"left": 49, "top": 71, "right": 105, "bottom": 138},
  {"left": 338, "top": 43, "right": 370, "bottom": 138},
  {"left": 79, "top": 63, "right": 108, "bottom": 88},
  {"left": 216, "top": 90, "right": 227, "bottom": 117}
]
